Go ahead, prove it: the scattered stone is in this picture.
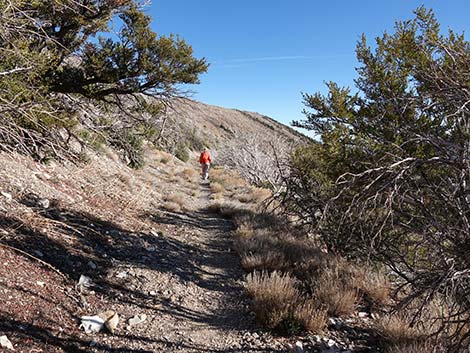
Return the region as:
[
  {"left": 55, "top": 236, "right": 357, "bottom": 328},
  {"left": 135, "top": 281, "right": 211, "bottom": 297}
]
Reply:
[
  {"left": 33, "top": 250, "right": 44, "bottom": 257},
  {"left": 149, "top": 290, "right": 157, "bottom": 296},
  {"left": 358, "top": 312, "right": 368, "bottom": 318},
  {"left": 291, "top": 341, "right": 304, "bottom": 353},
  {"left": 80, "top": 310, "right": 119, "bottom": 334},
  {"left": 80, "top": 315, "right": 105, "bottom": 334},
  {"left": 0, "top": 335, "right": 14, "bottom": 350},
  {"left": 128, "top": 314, "right": 147, "bottom": 326},
  {"left": 1, "top": 192, "right": 12, "bottom": 201},
  {"left": 78, "top": 275, "right": 94, "bottom": 292},
  {"left": 87, "top": 261, "right": 97, "bottom": 270},
  {"left": 326, "top": 339, "right": 337, "bottom": 348},
  {"left": 37, "top": 198, "right": 50, "bottom": 209},
  {"left": 89, "top": 340, "right": 98, "bottom": 347},
  {"left": 116, "top": 271, "right": 128, "bottom": 279},
  {"left": 100, "top": 310, "right": 119, "bottom": 333},
  {"left": 36, "top": 281, "right": 45, "bottom": 287},
  {"left": 150, "top": 230, "right": 160, "bottom": 237}
]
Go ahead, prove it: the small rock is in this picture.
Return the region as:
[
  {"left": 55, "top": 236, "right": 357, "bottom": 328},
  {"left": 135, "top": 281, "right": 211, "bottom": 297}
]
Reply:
[
  {"left": 80, "top": 315, "right": 105, "bottom": 334},
  {"left": 1, "top": 192, "right": 12, "bottom": 202},
  {"left": 116, "top": 271, "right": 128, "bottom": 279},
  {"left": 151, "top": 230, "right": 160, "bottom": 237},
  {"left": 37, "top": 198, "right": 50, "bottom": 209},
  {"left": 33, "top": 250, "right": 44, "bottom": 257},
  {"left": 327, "top": 339, "right": 337, "bottom": 348},
  {"left": 99, "top": 311, "right": 119, "bottom": 333},
  {"left": 292, "top": 341, "right": 304, "bottom": 353},
  {"left": 0, "top": 335, "right": 14, "bottom": 350},
  {"left": 128, "top": 314, "right": 147, "bottom": 326},
  {"left": 149, "top": 291, "right": 157, "bottom": 296},
  {"left": 78, "top": 275, "right": 94, "bottom": 291},
  {"left": 36, "top": 281, "right": 45, "bottom": 287},
  {"left": 87, "top": 261, "right": 97, "bottom": 270},
  {"left": 89, "top": 340, "right": 97, "bottom": 347},
  {"left": 358, "top": 312, "right": 368, "bottom": 318}
]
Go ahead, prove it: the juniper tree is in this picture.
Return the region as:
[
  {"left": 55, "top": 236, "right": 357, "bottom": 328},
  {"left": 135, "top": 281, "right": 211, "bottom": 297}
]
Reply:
[
  {"left": 283, "top": 7, "right": 470, "bottom": 350},
  {"left": 0, "top": 0, "right": 208, "bottom": 163}
]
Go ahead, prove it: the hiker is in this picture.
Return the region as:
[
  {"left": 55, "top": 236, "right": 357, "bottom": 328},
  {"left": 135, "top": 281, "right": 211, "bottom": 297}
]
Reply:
[{"left": 199, "top": 148, "right": 212, "bottom": 180}]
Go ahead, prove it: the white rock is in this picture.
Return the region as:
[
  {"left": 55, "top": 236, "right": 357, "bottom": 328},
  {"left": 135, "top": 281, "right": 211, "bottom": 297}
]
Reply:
[
  {"left": 116, "top": 271, "right": 128, "bottom": 279},
  {"left": 80, "top": 315, "right": 105, "bottom": 334},
  {"left": 128, "top": 314, "right": 147, "bottom": 326},
  {"left": 0, "top": 335, "right": 14, "bottom": 350},
  {"left": 358, "top": 312, "right": 368, "bottom": 318},
  {"left": 1, "top": 192, "right": 12, "bottom": 201},
  {"left": 36, "top": 281, "right": 45, "bottom": 287},
  {"left": 327, "top": 339, "right": 337, "bottom": 348},
  {"left": 293, "top": 341, "right": 304, "bottom": 353},
  {"left": 78, "top": 275, "right": 94, "bottom": 290},
  {"left": 37, "top": 198, "right": 50, "bottom": 209}
]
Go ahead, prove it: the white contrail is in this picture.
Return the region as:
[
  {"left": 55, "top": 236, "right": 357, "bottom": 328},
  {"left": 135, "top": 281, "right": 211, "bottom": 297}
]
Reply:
[{"left": 213, "top": 54, "right": 351, "bottom": 66}]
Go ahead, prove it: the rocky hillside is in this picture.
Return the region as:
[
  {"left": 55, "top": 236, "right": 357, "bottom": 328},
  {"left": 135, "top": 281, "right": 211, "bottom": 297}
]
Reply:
[{"left": 161, "top": 98, "right": 310, "bottom": 155}]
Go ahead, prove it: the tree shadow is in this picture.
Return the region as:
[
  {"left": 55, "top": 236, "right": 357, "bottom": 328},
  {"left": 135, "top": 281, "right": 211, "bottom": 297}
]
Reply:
[{"left": 0, "top": 198, "right": 269, "bottom": 351}]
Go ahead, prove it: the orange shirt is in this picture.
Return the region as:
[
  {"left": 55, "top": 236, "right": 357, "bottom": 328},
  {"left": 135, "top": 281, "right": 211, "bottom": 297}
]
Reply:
[{"left": 199, "top": 152, "right": 212, "bottom": 164}]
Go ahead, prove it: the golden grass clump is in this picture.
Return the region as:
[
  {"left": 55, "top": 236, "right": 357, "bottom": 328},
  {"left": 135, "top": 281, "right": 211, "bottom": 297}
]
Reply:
[
  {"left": 250, "top": 187, "right": 272, "bottom": 203},
  {"left": 375, "top": 313, "right": 429, "bottom": 346},
  {"left": 210, "top": 182, "right": 225, "bottom": 194},
  {"left": 353, "top": 267, "right": 391, "bottom": 306},
  {"left": 292, "top": 299, "right": 328, "bottom": 333},
  {"left": 311, "top": 264, "right": 359, "bottom": 316},
  {"left": 385, "top": 341, "right": 445, "bottom": 353},
  {"left": 179, "top": 168, "right": 199, "bottom": 183},
  {"left": 162, "top": 201, "right": 181, "bottom": 212},
  {"left": 245, "top": 271, "right": 298, "bottom": 329},
  {"left": 162, "top": 192, "right": 186, "bottom": 211}
]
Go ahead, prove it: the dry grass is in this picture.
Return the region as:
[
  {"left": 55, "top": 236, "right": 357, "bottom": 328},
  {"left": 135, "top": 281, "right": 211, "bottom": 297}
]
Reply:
[
  {"left": 385, "top": 341, "right": 445, "bottom": 353},
  {"left": 375, "top": 313, "right": 429, "bottom": 345},
  {"left": 354, "top": 267, "right": 391, "bottom": 306},
  {"left": 210, "top": 182, "right": 224, "bottom": 194},
  {"left": 311, "top": 263, "right": 359, "bottom": 316},
  {"left": 292, "top": 299, "right": 328, "bottom": 333},
  {"left": 161, "top": 201, "right": 181, "bottom": 213},
  {"left": 163, "top": 192, "right": 186, "bottom": 211},
  {"left": 245, "top": 271, "right": 298, "bottom": 329},
  {"left": 179, "top": 168, "right": 199, "bottom": 183},
  {"left": 207, "top": 200, "right": 250, "bottom": 218},
  {"left": 250, "top": 187, "right": 271, "bottom": 203}
]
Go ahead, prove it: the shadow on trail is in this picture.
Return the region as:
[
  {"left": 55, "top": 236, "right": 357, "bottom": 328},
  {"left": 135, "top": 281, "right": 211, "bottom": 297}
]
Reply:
[{"left": 0, "top": 195, "right": 273, "bottom": 352}]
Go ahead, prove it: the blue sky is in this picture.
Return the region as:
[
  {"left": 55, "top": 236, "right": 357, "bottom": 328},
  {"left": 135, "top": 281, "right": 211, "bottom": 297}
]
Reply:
[{"left": 147, "top": 1, "right": 470, "bottom": 128}]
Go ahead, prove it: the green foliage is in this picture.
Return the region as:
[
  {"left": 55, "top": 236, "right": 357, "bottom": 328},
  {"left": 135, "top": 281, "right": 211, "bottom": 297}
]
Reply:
[
  {"left": 174, "top": 142, "right": 190, "bottom": 162},
  {"left": 284, "top": 9, "right": 470, "bottom": 349},
  {"left": 0, "top": 0, "right": 208, "bottom": 163}
]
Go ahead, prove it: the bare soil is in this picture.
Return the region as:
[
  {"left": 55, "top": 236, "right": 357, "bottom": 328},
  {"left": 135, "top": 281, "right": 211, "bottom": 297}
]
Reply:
[{"left": 0, "top": 151, "right": 287, "bottom": 352}]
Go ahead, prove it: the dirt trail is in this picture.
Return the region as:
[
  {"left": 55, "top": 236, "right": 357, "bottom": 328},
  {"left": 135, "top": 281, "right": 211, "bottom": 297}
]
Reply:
[{"left": 1, "top": 174, "right": 285, "bottom": 352}]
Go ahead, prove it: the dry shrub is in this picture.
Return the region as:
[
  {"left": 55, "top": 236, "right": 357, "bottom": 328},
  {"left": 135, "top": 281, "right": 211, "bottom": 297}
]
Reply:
[
  {"left": 375, "top": 313, "right": 430, "bottom": 346},
  {"left": 245, "top": 271, "right": 298, "bottom": 329},
  {"left": 164, "top": 192, "right": 186, "bottom": 209},
  {"left": 292, "top": 299, "right": 328, "bottom": 333},
  {"left": 162, "top": 201, "right": 181, "bottom": 212},
  {"left": 179, "top": 168, "right": 199, "bottom": 182},
  {"left": 250, "top": 187, "right": 272, "bottom": 203},
  {"left": 240, "top": 250, "right": 287, "bottom": 273},
  {"left": 207, "top": 201, "right": 249, "bottom": 219},
  {"left": 354, "top": 267, "right": 391, "bottom": 306},
  {"left": 210, "top": 182, "right": 224, "bottom": 194},
  {"left": 211, "top": 192, "right": 224, "bottom": 201},
  {"left": 386, "top": 341, "right": 446, "bottom": 353},
  {"left": 312, "top": 265, "right": 358, "bottom": 316}
]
